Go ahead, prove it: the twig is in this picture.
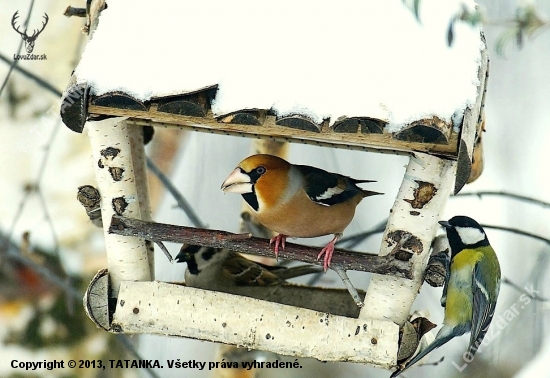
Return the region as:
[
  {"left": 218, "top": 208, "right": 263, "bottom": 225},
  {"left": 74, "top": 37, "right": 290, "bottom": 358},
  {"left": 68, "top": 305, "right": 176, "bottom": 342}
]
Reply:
[
  {"left": 0, "top": 0, "right": 35, "bottom": 98},
  {"left": 3, "top": 234, "right": 80, "bottom": 298},
  {"left": 1, "top": 17, "right": 160, "bottom": 378},
  {"left": 502, "top": 277, "right": 548, "bottom": 302},
  {"left": 338, "top": 219, "right": 387, "bottom": 248},
  {"left": 456, "top": 191, "right": 550, "bottom": 209},
  {"left": 480, "top": 224, "right": 550, "bottom": 245},
  {"left": 37, "top": 183, "right": 61, "bottom": 256},
  {"left": 0, "top": 52, "right": 63, "bottom": 97},
  {"left": 146, "top": 157, "right": 206, "bottom": 228},
  {"left": 341, "top": 191, "right": 550, "bottom": 250},
  {"left": 531, "top": 250, "right": 549, "bottom": 349},
  {"left": 3, "top": 235, "right": 160, "bottom": 378},
  {"left": 108, "top": 215, "right": 413, "bottom": 278},
  {"left": 331, "top": 265, "right": 364, "bottom": 307},
  {"left": 64, "top": 6, "right": 87, "bottom": 17},
  {"left": 155, "top": 241, "right": 173, "bottom": 263}
]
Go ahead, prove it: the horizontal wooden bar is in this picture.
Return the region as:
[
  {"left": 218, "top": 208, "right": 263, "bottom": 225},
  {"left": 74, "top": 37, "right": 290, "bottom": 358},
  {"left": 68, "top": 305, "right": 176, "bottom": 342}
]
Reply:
[
  {"left": 88, "top": 104, "right": 459, "bottom": 157},
  {"left": 111, "top": 281, "right": 398, "bottom": 368}
]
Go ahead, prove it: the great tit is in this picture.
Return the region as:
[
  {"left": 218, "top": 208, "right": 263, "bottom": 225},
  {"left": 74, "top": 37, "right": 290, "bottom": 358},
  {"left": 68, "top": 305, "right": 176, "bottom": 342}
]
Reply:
[{"left": 391, "top": 215, "right": 501, "bottom": 377}]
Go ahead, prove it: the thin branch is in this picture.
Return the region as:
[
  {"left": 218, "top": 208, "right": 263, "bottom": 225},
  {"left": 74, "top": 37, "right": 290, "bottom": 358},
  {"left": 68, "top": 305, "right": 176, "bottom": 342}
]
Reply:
[
  {"left": 0, "top": 52, "right": 63, "bottom": 97},
  {"left": 502, "top": 277, "right": 548, "bottom": 302},
  {"left": 2, "top": 235, "right": 160, "bottom": 378},
  {"left": 0, "top": 50, "right": 63, "bottom": 253},
  {"left": 480, "top": 224, "right": 550, "bottom": 246},
  {"left": 3, "top": 234, "right": 80, "bottom": 298},
  {"left": 108, "top": 215, "right": 413, "bottom": 278},
  {"left": 339, "top": 191, "right": 550, "bottom": 250},
  {"left": 146, "top": 157, "right": 206, "bottom": 228},
  {"left": 0, "top": 0, "right": 35, "bottom": 98},
  {"left": 64, "top": 6, "right": 87, "bottom": 18},
  {"left": 456, "top": 191, "right": 550, "bottom": 209},
  {"left": 1, "top": 15, "right": 159, "bottom": 378},
  {"left": 37, "top": 183, "right": 61, "bottom": 255},
  {"left": 1, "top": 189, "right": 33, "bottom": 252},
  {"left": 338, "top": 219, "right": 387, "bottom": 248},
  {"left": 332, "top": 265, "right": 364, "bottom": 307},
  {"left": 1, "top": 121, "right": 63, "bottom": 256}
]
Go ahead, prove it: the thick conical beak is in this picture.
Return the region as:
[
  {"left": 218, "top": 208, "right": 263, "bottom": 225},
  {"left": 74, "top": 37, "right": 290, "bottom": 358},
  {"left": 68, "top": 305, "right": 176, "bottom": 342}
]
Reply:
[{"left": 221, "top": 168, "right": 253, "bottom": 194}]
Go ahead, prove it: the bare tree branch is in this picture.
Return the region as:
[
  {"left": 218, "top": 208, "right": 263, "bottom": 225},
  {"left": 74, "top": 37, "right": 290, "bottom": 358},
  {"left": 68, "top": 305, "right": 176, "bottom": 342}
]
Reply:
[
  {"left": 480, "top": 224, "right": 550, "bottom": 246},
  {"left": 502, "top": 277, "right": 548, "bottom": 302},
  {"left": 456, "top": 191, "right": 550, "bottom": 209},
  {"left": 146, "top": 157, "right": 205, "bottom": 228},
  {"left": 0, "top": 0, "right": 35, "bottom": 97}
]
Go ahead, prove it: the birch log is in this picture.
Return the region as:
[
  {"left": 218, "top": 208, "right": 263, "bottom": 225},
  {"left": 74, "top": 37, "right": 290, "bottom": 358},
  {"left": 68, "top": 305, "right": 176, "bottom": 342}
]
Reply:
[
  {"left": 359, "top": 153, "right": 456, "bottom": 325},
  {"left": 87, "top": 119, "right": 152, "bottom": 295},
  {"left": 112, "top": 281, "right": 398, "bottom": 368}
]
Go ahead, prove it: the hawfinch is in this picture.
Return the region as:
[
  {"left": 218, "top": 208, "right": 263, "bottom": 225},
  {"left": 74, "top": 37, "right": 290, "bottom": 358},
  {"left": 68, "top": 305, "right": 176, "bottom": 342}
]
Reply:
[{"left": 221, "top": 154, "right": 382, "bottom": 270}]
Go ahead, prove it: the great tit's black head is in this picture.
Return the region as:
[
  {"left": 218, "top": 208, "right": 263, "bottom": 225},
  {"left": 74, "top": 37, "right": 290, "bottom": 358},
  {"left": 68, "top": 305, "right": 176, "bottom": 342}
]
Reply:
[{"left": 439, "top": 215, "right": 489, "bottom": 254}]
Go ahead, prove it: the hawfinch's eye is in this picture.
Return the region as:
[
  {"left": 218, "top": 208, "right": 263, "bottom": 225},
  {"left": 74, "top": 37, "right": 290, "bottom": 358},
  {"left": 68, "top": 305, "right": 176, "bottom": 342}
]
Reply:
[{"left": 256, "top": 166, "right": 266, "bottom": 175}]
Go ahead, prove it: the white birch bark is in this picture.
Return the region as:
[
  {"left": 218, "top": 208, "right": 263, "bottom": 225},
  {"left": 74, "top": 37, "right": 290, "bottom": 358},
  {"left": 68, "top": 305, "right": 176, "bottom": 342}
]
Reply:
[
  {"left": 114, "top": 281, "right": 399, "bottom": 368},
  {"left": 359, "top": 153, "right": 457, "bottom": 325},
  {"left": 87, "top": 119, "right": 152, "bottom": 295}
]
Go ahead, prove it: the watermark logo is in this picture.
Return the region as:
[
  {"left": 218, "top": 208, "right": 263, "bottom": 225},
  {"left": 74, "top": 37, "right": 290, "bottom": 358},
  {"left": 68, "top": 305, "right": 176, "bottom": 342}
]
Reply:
[
  {"left": 11, "top": 11, "right": 48, "bottom": 60},
  {"left": 451, "top": 284, "right": 541, "bottom": 372}
]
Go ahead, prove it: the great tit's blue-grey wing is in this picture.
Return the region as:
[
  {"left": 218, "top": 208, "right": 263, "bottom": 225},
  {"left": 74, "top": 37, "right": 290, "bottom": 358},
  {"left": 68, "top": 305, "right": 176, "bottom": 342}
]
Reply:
[{"left": 468, "top": 257, "right": 499, "bottom": 357}]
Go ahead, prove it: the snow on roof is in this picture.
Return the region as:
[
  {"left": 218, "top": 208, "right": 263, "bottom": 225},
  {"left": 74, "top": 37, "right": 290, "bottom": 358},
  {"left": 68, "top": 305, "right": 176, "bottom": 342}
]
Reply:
[{"left": 74, "top": 0, "right": 483, "bottom": 130}]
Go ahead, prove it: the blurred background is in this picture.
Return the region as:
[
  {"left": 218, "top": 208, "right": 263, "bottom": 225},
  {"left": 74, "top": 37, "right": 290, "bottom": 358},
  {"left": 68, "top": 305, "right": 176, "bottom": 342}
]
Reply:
[{"left": 1, "top": 0, "right": 549, "bottom": 377}]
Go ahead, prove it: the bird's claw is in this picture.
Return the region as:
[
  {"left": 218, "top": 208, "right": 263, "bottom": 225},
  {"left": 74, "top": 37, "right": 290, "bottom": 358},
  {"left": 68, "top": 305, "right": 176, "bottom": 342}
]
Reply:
[
  {"left": 269, "top": 234, "right": 286, "bottom": 259},
  {"left": 317, "top": 245, "right": 334, "bottom": 272}
]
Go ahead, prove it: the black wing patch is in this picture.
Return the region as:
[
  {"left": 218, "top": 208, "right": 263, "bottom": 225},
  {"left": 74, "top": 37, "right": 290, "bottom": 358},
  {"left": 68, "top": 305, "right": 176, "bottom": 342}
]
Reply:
[{"left": 295, "top": 164, "right": 370, "bottom": 206}]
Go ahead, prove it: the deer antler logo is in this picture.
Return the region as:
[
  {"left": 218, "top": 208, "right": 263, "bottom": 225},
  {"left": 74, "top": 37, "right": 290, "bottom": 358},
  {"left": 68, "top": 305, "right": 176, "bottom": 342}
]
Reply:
[{"left": 12, "top": 11, "right": 49, "bottom": 54}]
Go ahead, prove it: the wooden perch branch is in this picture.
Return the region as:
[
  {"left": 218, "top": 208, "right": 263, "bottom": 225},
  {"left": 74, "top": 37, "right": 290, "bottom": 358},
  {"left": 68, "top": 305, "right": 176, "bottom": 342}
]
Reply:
[{"left": 108, "top": 215, "right": 413, "bottom": 279}]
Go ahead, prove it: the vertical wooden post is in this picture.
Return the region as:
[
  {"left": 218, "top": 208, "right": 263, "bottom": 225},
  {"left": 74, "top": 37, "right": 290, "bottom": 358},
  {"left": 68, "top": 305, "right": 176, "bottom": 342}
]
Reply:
[
  {"left": 359, "top": 153, "right": 456, "bottom": 325},
  {"left": 87, "top": 119, "right": 152, "bottom": 296}
]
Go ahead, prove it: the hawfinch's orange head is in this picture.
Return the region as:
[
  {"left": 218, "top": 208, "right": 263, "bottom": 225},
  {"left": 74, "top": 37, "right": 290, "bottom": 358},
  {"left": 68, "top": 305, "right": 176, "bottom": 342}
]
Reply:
[
  {"left": 221, "top": 154, "right": 290, "bottom": 211},
  {"left": 221, "top": 154, "right": 289, "bottom": 195}
]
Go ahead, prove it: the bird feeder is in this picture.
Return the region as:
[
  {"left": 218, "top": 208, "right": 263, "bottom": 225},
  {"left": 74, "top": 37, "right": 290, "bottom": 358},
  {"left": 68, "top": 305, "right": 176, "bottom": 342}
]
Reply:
[{"left": 63, "top": 0, "right": 488, "bottom": 371}]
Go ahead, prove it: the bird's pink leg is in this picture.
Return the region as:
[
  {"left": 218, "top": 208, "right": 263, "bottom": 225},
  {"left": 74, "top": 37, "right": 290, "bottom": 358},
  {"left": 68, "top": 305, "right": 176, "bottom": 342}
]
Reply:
[
  {"left": 317, "top": 234, "right": 342, "bottom": 271},
  {"left": 269, "top": 234, "right": 287, "bottom": 258}
]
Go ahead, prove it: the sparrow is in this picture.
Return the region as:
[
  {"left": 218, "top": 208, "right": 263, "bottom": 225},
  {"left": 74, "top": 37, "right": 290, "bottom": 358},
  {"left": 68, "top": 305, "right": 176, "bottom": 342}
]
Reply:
[
  {"left": 220, "top": 154, "right": 381, "bottom": 270},
  {"left": 391, "top": 216, "right": 501, "bottom": 377},
  {"left": 175, "top": 244, "right": 321, "bottom": 295}
]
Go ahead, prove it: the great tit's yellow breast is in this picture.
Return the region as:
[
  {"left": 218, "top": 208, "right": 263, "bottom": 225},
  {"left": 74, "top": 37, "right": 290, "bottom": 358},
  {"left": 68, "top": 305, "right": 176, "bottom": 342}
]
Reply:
[{"left": 444, "top": 249, "right": 482, "bottom": 326}]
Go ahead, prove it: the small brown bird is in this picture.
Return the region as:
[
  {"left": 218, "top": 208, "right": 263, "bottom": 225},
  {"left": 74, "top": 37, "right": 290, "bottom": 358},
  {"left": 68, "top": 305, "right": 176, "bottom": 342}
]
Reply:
[
  {"left": 221, "top": 154, "right": 382, "bottom": 270},
  {"left": 175, "top": 244, "right": 321, "bottom": 295}
]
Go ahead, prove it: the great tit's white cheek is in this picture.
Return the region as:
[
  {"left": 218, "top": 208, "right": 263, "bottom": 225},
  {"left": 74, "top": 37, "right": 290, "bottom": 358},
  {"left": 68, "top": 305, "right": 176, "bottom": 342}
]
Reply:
[{"left": 455, "top": 227, "right": 485, "bottom": 245}]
